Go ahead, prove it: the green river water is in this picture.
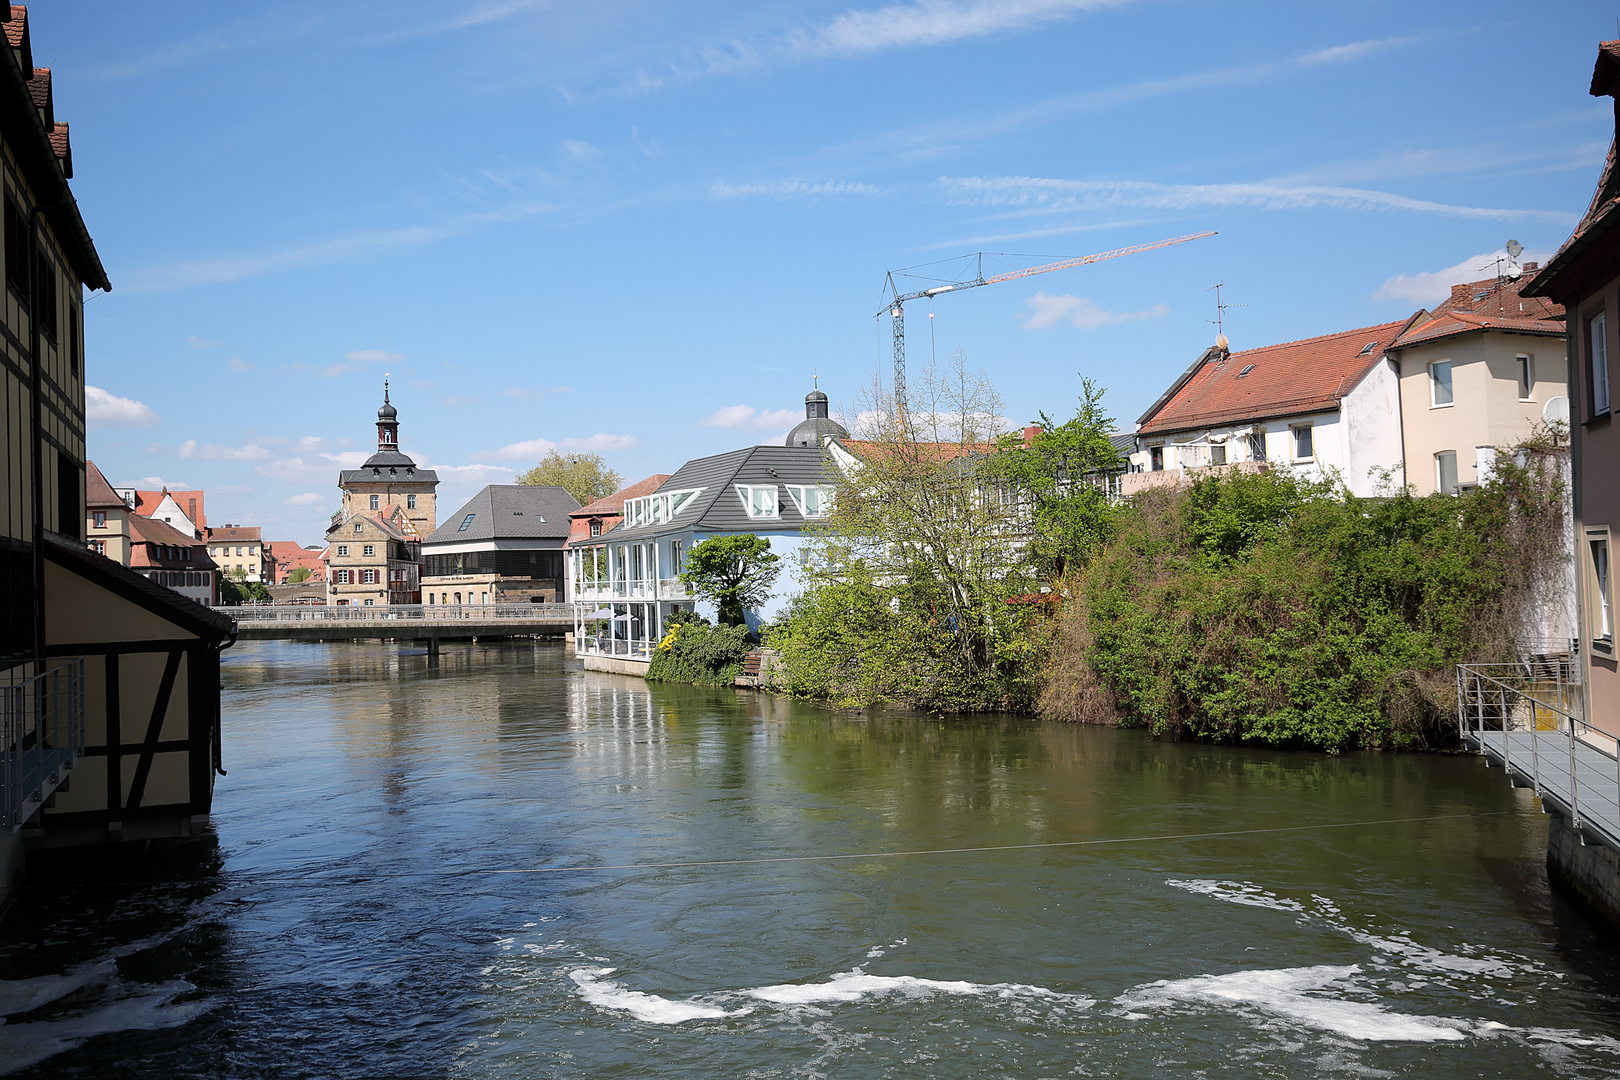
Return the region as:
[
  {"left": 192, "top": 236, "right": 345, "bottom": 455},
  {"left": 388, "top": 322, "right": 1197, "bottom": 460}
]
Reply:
[{"left": 0, "top": 639, "right": 1617, "bottom": 1078}]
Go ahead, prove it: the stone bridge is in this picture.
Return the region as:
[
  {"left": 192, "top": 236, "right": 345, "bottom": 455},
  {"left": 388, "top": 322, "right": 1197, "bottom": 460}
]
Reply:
[{"left": 229, "top": 603, "right": 572, "bottom": 653}]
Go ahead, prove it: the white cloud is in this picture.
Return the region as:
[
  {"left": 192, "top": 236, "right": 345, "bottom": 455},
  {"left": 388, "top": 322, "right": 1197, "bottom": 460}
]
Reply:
[
  {"left": 1021, "top": 292, "right": 1169, "bottom": 329},
  {"left": 937, "top": 176, "right": 1575, "bottom": 224},
  {"left": 475, "top": 433, "right": 638, "bottom": 461},
  {"left": 177, "top": 439, "right": 272, "bottom": 461},
  {"left": 119, "top": 203, "right": 552, "bottom": 293},
  {"left": 85, "top": 386, "right": 162, "bottom": 428},
  {"left": 138, "top": 475, "right": 190, "bottom": 488},
  {"left": 561, "top": 139, "right": 603, "bottom": 161},
  {"left": 442, "top": 395, "right": 479, "bottom": 408},
  {"left": 701, "top": 405, "right": 801, "bottom": 430},
  {"left": 502, "top": 385, "right": 572, "bottom": 398},
  {"left": 1374, "top": 247, "right": 1554, "bottom": 306},
  {"left": 255, "top": 451, "right": 368, "bottom": 482},
  {"left": 228, "top": 356, "right": 255, "bottom": 372},
  {"left": 345, "top": 349, "right": 404, "bottom": 362},
  {"left": 188, "top": 335, "right": 220, "bottom": 349},
  {"left": 286, "top": 492, "right": 325, "bottom": 506},
  {"left": 710, "top": 180, "right": 883, "bottom": 199}
]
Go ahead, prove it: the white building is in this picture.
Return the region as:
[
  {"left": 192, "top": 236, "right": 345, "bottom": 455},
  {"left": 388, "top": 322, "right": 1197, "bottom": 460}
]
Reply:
[{"left": 1129, "top": 317, "right": 1422, "bottom": 498}]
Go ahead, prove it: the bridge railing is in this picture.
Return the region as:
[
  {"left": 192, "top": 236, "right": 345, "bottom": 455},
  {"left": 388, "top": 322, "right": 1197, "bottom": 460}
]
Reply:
[
  {"left": 229, "top": 603, "right": 572, "bottom": 623},
  {"left": 1457, "top": 661, "right": 1619, "bottom": 848}
]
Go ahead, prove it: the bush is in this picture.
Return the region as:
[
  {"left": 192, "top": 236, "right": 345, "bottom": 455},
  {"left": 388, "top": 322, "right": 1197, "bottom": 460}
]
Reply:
[
  {"left": 1041, "top": 455, "right": 1565, "bottom": 752},
  {"left": 646, "top": 619, "right": 754, "bottom": 686}
]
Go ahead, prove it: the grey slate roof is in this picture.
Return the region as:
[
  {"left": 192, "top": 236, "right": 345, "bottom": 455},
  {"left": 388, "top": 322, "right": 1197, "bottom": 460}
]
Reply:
[
  {"left": 340, "top": 448, "right": 439, "bottom": 484},
  {"left": 617, "top": 444, "right": 839, "bottom": 540},
  {"left": 424, "top": 485, "right": 581, "bottom": 545}
]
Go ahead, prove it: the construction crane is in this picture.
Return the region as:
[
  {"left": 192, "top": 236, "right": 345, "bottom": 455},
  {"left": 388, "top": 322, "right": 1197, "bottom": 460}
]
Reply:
[{"left": 879, "top": 230, "right": 1216, "bottom": 411}]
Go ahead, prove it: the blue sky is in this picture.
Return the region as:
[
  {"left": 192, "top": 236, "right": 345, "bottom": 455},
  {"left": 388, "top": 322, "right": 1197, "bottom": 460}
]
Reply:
[{"left": 62, "top": 0, "right": 1613, "bottom": 545}]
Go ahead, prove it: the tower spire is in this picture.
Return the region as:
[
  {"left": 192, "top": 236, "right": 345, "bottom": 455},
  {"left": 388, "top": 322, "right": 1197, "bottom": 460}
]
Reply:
[{"left": 376, "top": 378, "right": 399, "bottom": 451}]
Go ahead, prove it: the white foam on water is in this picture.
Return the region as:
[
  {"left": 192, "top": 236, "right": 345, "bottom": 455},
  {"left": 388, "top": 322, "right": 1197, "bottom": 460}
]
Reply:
[
  {"left": 568, "top": 968, "right": 746, "bottom": 1025},
  {"left": 0, "top": 980, "right": 213, "bottom": 1076},
  {"left": 1118, "top": 964, "right": 1469, "bottom": 1043},
  {"left": 1166, "top": 879, "right": 1306, "bottom": 914},
  {"left": 0, "top": 959, "right": 118, "bottom": 1016}
]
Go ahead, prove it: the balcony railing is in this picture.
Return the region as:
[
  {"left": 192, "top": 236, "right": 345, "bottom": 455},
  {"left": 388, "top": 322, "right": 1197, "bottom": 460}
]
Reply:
[
  {"left": 2, "top": 660, "right": 85, "bottom": 830},
  {"left": 573, "top": 579, "right": 692, "bottom": 601}
]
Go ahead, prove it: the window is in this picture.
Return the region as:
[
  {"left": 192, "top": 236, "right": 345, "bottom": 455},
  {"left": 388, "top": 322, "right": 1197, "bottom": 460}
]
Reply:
[
  {"left": 334, "top": 570, "right": 351, "bottom": 584},
  {"left": 1592, "top": 312, "right": 1610, "bottom": 415},
  {"left": 1247, "top": 432, "right": 1267, "bottom": 462},
  {"left": 670, "top": 539, "right": 683, "bottom": 576},
  {"left": 337, "top": 545, "right": 349, "bottom": 557},
  {"left": 459, "top": 514, "right": 476, "bottom": 532},
  {"left": 362, "top": 569, "right": 378, "bottom": 584},
  {"left": 787, "top": 485, "right": 832, "bottom": 517},
  {"left": 363, "top": 544, "right": 375, "bottom": 557},
  {"left": 1589, "top": 530, "right": 1614, "bottom": 652},
  {"left": 455, "top": 592, "right": 463, "bottom": 604},
  {"left": 407, "top": 494, "right": 417, "bottom": 509},
  {"left": 589, "top": 519, "right": 602, "bottom": 537},
  {"left": 93, "top": 510, "right": 106, "bottom": 528},
  {"left": 1517, "top": 355, "right": 1534, "bottom": 401},
  {"left": 34, "top": 250, "right": 55, "bottom": 341},
  {"left": 1292, "top": 425, "right": 1314, "bottom": 460},
  {"left": 1429, "top": 360, "right": 1454, "bottom": 407},
  {"left": 68, "top": 303, "right": 79, "bottom": 379},
  {"left": 364, "top": 599, "right": 375, "bottom": 607},
  {"left": 427, "top": 593, "right": 435, "bottom": 605},
  {"left": 369, "top": 495, "right": 380, "bottom": 510},
  {"left": 1209, "top": 443, "right": 1227, "bottom": 466},
  {"left": 738, "top": 485, "right": 780, "bottom": 519},
  {"left": 1148, "top": 445, "right": 1163, "bottom": 471},
  {"left": 4, "top": 196, "right": 27, "bottom": 301},
  {"left": 354, "top": 523, "right": 363, "bottom": 534},
  {"left": 91, "top": 539, "right": 105, "bottom": 556},
  {"left": 236, "top": 546, "right": 244, "bottom": 556},
  {"left": 1436, "top": 451, "right": 1458, "bottom": 496}
]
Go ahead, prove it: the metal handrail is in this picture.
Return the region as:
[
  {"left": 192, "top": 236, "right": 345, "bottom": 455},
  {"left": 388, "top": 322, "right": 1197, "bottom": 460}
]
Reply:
[
  {"left": 229, "top": 603, "right": 572, "bottom": 623},
  {"left": 1, "top": 659, "right": 85, "bottom": 830},
  {"left": 1457, "top": 661, "right": 1618, "bottom": 845}
]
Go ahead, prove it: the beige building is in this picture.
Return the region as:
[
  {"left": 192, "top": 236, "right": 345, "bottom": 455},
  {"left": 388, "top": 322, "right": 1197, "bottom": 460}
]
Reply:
[
  {"left": 84, "top": 460, "right": 131, "bottom": 564},
  {"left": 326, "top": 383, "right": 437, "bottom": 604},
  {"left": 207, "top": 523, "right": 271, "bottom": 583},
  {"left": 1388, "top": 271, "right": 1566, "bottom": 495}
]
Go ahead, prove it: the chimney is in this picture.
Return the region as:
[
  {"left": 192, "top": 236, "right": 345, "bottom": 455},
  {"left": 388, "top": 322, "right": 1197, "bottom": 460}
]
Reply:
[
  {"left": 1022, "top": 425, "right": 1042, "bottom": 447},
  {"left": 1523, "top": 261, "right": 1539, "bottom": 272}
]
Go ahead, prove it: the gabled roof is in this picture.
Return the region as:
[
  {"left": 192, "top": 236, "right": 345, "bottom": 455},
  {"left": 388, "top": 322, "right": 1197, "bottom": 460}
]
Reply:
[
  {"left": 128, "top": 515, "right": 215, "bottom": 569},
  {"left": 207, "top": 524, "right": 260, "bottom": 542},
  {"left": 1136, "top": 317, "right": 1419, "bottom": 437},
  {"left": 46, "top": 533, "right": 233, "bottom": 642},
  {"left": 424, "top": 484, "right": 580, "bottom": 545},
  {"left": 127, "top": 488, "right": 206, "bottom": 530},
  {"left": 1393, "top": 272, "right": 1564, "bottom": 349},
  {"left": 84, "top": 459, "right": 123, "bottom": 509},
  {"left": 572, "top": 474, "right": 671, "bottom": 518},
  {"left": 603, "top": 445, "right": 837, "bottom": 541}
]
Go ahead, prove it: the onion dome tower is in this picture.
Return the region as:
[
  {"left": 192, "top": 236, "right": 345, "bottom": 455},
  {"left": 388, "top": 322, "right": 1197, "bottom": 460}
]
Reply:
[{"left": 786, "top": 381, "right": 849, "bottom": 448}]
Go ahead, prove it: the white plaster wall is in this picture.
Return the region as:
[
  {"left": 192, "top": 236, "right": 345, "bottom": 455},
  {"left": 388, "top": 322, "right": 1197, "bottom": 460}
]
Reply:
[{"left": 1340, "top": 358, "right": 1406, "bottom": 497}]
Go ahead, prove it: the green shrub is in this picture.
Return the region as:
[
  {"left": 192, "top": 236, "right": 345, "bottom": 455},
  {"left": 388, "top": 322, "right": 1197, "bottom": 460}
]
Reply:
[{"left": 646, "top": 619, "right": 754, "bottom": 686}]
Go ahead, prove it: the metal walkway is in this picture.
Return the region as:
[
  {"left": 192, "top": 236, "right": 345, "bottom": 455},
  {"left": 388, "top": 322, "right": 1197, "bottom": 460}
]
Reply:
[{"left": 1459, "top": 663, "right": 1620, "bottom": 852}]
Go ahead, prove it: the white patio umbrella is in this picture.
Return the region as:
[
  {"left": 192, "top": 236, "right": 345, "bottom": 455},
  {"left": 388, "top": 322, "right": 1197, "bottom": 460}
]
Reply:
[{"left": 583, "top": 608, "right": 615, "bottom": 619}]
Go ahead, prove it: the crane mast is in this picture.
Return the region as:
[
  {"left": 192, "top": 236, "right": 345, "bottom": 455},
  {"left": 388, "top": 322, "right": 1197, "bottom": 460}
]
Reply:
[{"left": 880, "top": 230, "right": 1216, "bottom": 413}]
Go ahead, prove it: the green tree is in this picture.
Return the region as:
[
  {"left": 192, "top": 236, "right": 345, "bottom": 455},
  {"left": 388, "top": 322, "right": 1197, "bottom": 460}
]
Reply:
[
  {"left": 226, "top": 566, "right": 248, "bottom": 582},
  {"left": 985, "top": 376, "right": 1123, "bottom": 577},
  {"left": 286, "top": 567, "right": 311, "bottom": 583},
  {"left": 681, "top": 534, "right": 781, "bottom": 627},
  {"left": 516, "top": 450, "right": 624, "bottom": 506}
]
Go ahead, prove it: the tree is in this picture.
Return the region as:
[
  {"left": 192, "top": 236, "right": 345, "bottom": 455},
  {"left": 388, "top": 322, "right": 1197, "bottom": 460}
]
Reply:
[
  {"left": 286, "top": 567, "right": 311, "bottom": 583},
  {"left": 680, "top": 534, "right": 781, "bottom": 627},
  {"left": 226, "top": 566, "right": 248, "bottom": 582},
  {"left": 983, "top": 376, "right": 1123, "bottom": 577},
  {"left": 516, "top": 450, "right": 624, "bottom": 506}
]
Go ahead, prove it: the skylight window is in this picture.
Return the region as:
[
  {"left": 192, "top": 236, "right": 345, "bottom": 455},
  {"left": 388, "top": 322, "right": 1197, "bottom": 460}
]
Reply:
[
  {"left": 1237, "top": 364, "right": 1256, "bottom": 377},
  {"left": 1358, "top": 342, "right": 1377, "bottom": 356},
  {"left": 458, "top": 514, "right": 476, "bottom": 532}
]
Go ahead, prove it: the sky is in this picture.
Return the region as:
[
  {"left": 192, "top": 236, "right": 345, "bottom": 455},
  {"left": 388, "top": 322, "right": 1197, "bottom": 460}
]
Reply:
[{"left": 54, "top": 0, "right": 1617, "bottom": 546}]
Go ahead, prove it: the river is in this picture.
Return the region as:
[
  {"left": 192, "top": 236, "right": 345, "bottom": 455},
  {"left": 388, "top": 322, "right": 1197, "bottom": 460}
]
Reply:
[{"left": 1, "top": 639, "right": 1617, "bottom": 1077}]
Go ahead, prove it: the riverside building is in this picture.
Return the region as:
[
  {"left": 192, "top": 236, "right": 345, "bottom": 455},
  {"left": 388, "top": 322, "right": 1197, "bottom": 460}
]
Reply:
[
  {"left": 421, "top": 484, "right": 579, "bottom": 605},
  {"left": 324, "top": 383, "right": 437, "bottom": 606}
]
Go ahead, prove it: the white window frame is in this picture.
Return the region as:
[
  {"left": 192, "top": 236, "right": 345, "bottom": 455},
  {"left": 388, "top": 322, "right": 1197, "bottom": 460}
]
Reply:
[
  {"left": 1290, "top": 423, "right": 1314, "bottom": 462},
  {"left": 1591, "top": 312, "right": 1610, "bottom": 416},
  {"left": 786, "top": 485, "right": 833, "bottom": 518},
  {"left": 363, "top": 544, "right": 375, "bottom": 557},
  {"left": 337, "top": 545, "right": 349, "bottom": 557},
  {"left": 1516, "top": 354, "right": 1534, "bottom": 402},
  {"left": 1589, "top": 527, "right": 1614, "bottom": 656},
  {"left": 736, "top": 484, "right": 780, "bottom": 520},
  {"left": 1429, "top": 359, "right": 1454, "bottom": 408},
  {"left": 623, "top": 489, "right": 705, "bottom": 530},
  {"left": 1435, "top": 450, "right": 1459, "bottom": 496}
]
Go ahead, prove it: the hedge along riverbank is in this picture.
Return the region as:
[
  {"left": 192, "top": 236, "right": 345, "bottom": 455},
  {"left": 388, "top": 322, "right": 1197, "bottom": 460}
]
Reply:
[
  {"left": 646, "top": 612, "right": 755, "bottom": 687},
  {"left": 1039, "top": 448, "right": 1568, "bottom": 752}
]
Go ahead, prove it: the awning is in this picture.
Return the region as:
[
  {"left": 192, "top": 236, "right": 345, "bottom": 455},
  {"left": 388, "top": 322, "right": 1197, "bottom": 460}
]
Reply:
[
  {"left": 583, "top": 608, "right": 615, "bottom": 619},
  {"left": 612, "top": 613, "right": 637, "bottom": 622}
]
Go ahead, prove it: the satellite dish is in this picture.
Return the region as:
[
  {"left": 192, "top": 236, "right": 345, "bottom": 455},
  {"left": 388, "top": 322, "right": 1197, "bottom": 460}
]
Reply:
[
  {"left": 1215, "top": 332, "right": 1229, "bottom": 351},
  {"left": 1506, "top": 239, "right": 1524, "bottom": 259},
  {"left": 1544, "top": 396, "right": 1569, "bottom": 425}
]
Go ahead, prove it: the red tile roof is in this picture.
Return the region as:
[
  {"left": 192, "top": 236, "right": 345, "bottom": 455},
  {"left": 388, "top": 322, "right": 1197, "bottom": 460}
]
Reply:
[
  {"left": 84, "top": 459, "right": 123, "bottom": 509},
  {"left": 1137, "top": 317, "right": 1417, "bottom": 436},
  {"left": 572, "top": 475, "right": 671, "bottom": 518},
  {"left": 128, "top": 515, "right": 214, "bottom": 569},
  {"left": 4, "top": 7, "right": 25, "bottom": 51},
  {"left": 49, "top": 121, "right": 68, "bottom": 177},
  {"left": 207, "top": 524, "right": 260, "bottom": 542},
  {"left": 131, "top": 489, "right": 207, "bottom": 530}
]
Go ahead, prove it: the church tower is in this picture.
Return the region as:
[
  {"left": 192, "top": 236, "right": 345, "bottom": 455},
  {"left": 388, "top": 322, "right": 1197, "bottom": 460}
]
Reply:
[{"left": 335, "top": 381, "right": 440, "bottom": 533}]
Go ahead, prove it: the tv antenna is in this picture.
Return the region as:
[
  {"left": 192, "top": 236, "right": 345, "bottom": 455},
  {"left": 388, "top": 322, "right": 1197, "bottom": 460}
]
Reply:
[{"left": 1207, "top": 282, "right": 1246, "bottom": 350}]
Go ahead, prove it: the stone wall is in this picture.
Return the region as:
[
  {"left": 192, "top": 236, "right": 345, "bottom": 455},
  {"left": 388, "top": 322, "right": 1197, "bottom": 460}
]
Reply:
[{"left": 1546, "top": 808, "right": 1620, "bottom": 927}]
